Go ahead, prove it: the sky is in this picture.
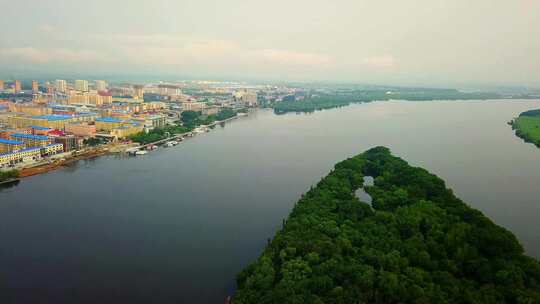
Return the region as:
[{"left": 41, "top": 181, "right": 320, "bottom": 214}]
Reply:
[{"left": 1, "top": 0, "right": 539, "bottom": 87}]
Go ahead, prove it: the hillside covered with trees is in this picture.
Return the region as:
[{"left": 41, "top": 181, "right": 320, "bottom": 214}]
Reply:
[{"left": 234, "top": 147, "right": 540, "bottom": 303}]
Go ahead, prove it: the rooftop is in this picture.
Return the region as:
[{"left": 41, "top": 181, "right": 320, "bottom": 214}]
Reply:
[
  {"left": 76, "top": 112, "right": 97, "bottom": 117},
  {"left": 96, "top": 117, "right": 122, "bottom": 123},
  {"left": 0, "top": 138, "right": 24, "bottom": 145},
  {"left": 11, "top": 133, "right": 50, "bottom": 140},
  {"left": 31, "top": 125, "right": 52, "bottom": 130},
  {"left": 19, "top": 147, "right": 41, "bottom": 153},
  {"left": 32, "top": 114, "right": 71, "bottom": 121}
]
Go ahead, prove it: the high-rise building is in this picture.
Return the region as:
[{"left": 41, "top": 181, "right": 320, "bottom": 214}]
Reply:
[
  {"left": 14, "top": 80, "right": 22, "bottom": 93},
  {"left": 55, "top": 80, "right": 67, "bottom": 93},
  {"left": 0, "top": 80, "right": 4, "bottom": 90},
  {"left": 133, "top": 85, "right": 144, "bottom": 99},
  {"left": 74, "top": 80, "right": 89, "bottom": 92},
  {"left": 95, "top": 80, "right": 107, "bottom": 91},
  {"left": 31, "top": 80, "right": 39, "bottom": 93},
  {"left": 158, "top": 84, "right": 181, "bottom": 96}
]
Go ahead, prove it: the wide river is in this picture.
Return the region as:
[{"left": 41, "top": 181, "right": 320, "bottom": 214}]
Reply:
[{"left": 2, "top": 100, "right": 540, "bottom": 303}]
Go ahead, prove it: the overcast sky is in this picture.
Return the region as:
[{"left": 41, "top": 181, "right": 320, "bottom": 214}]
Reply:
[{"left": 1, "top": 0, "right": 539, "bottom": 87}]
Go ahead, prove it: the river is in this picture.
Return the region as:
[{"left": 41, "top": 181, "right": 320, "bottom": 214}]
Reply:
[{"left": 1, "top": 100, "right": 540, "bottom": 303}]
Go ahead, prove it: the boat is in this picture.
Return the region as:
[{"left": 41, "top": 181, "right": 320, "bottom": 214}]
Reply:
[
  {"left": 135, "top": 150, "right": 148, "bottom": 155},
  {"left": 126, "top": 148, "right": 138, "bottom": 155},
  {"left": 193, "top": 127, "right": 205, "bottom": 134},
  {"left": 164, "top": 140, "right": 178, "bottom": 147},
  {"left": 146, "top": 145, "right": 158, "bottom": 151}
]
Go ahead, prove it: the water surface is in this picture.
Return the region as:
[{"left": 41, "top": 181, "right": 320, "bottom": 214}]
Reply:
[{"left": 2, "top": 100, "right": 540, "bottom": 303}]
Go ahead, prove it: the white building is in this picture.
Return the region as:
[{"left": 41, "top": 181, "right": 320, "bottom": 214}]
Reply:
[
  {"left": 95, "top": 80, "right": 108, "bottom": 91},
  {"left": 75, "top": 80, "right": 89, "bottom": 92},
  {"left": 55, "top": 80, "right": 67, "bottom": 93}
]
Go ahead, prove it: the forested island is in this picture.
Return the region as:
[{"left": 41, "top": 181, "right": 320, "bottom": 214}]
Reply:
[
  {"left": 234, "top": 147, "right": 540, "bottom": 303},
  {"left": 271, "top": 88, "right": 504, "bottom": 114},
  {"left": 511, "top": 109, "right": 540, "bottom": 148}
]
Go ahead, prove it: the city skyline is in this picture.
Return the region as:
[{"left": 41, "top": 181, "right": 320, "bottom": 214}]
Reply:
[{"left": 1, "top": 0, "right": 539, "bottom": 88}]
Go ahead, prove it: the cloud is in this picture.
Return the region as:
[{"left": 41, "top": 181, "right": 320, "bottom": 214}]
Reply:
[
  {"left": 363, "top": 55, "right": 396, "bottom": 68},
  {"left": 0, "top": 29, "right": 335, "bottom": 77},
  {"left": 259, "top": 49, "right": 333, "bottom": 66},
  {"left": 0, "top": 47, "right": 114, "bottom": 64}
]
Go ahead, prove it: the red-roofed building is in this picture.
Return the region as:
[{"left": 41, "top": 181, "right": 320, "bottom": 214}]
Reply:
[
  {"left": 98, "top": 91, "right": 113, "bottom": 104},
  {"left": 48, "top": 130, "right": 66, "bottom": 137}
]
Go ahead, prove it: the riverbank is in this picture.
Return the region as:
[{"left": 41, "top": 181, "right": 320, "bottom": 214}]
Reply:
[
  {"left": 19, "top": 148, "right": 109, "bottom": 178},
  {"left": 126, "top": 112, "right": 246, "bottom": 152},
  {"left": 14, "top": 111, "right": 248, "bottom": 179}
]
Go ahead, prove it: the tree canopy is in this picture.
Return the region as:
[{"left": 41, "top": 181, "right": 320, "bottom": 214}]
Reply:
[{"left": 234, "top": 147, "right": 540, "bottom": 303}]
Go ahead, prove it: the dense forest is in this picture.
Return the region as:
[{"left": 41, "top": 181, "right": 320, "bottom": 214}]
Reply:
[
  {"left": 272, "top": 89, "right": 501, "bottom": 114},
  {"left": 512, "top": 109, "right": 540, "bottom": 148},
  {"left": 234, "top": 147, "right": 540, "bottom": 303}
]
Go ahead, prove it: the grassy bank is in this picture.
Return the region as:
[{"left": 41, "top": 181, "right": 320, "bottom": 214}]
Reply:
[{"left": 511, "top": 109, "right": 540, "bottom": 147}]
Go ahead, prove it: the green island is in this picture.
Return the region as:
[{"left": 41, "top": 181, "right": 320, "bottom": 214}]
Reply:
[
  {"left": 0, "top": 169, "right": 19, "bottom": 183},
  {"left": 234, "top": 147, "right": 540, "bottom": 303},
  {"left": 128, "top": 108, "right": 237, "bottom": 144},
  {"left": 272, "top": 89, "right": 501, "bottom": 114},
  {"left": 511, "top": 109, "right": 540, "bottom": 148}
]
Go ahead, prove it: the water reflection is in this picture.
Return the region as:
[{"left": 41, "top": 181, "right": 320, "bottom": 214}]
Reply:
[{"left": 0, "top": 179, "right": 20, "bottom": 192}]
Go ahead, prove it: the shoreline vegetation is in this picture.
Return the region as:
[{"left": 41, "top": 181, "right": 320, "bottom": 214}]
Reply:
[
  {"left": 234, "top": 147, "right": 540, "bottom": 303},
  {"left": 0, "top": 169, "right": 19, "bottom": 183},
  {"left": 511, "top": 109, "right": 540, "bottom": 148},
  {"left": 128, "top": 108, "right": 238, "bottom": 144},
  {"left": 269, "top": 88, "right": 526, "bottom": 114}
]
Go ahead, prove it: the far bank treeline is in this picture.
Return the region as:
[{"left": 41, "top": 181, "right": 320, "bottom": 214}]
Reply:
[
  {"left": 234, "top": 147, "right": 540, "bottom": 303},
  {"left": 270, "top": 88, "right": 503, "bottom": 114},
  {"left": 511, "top": 109, "right": 540, "bottom": 148},
  {"left": 128, "top": 108, "right": 237, "bottom": 145}
]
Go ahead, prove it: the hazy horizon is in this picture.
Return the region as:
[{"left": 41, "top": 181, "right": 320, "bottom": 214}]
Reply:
[{"left": 1, "top": 0, "right": 539, "bottom": 88}]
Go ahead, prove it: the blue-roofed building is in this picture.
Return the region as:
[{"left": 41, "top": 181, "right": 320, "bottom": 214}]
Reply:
[
  {"left": 31, "top": 125, "right": 52, "bottom": 131},
  {"left": 8, "top": 111, "right": 97, "bottom": 130},
  {"left": 31, "top": 114, "right": 72, "bottom": 121},
  {"left": 0, "top": 146, "right": 42, "bottom": 168},
  {"left": 0, "top": 138, "right": 24, "bottom": 145},
  {"left": 0, "top": 138, "right": 24, "bottom": 154},
  {"left": 96, "top": 117, "right": 124, "bottom": 132},
  {"left": 10, "top": 133, "right": 52, "bottom": 148},
  {"left": 96, "top": 117, "right": 122, "bottom": 123}
]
